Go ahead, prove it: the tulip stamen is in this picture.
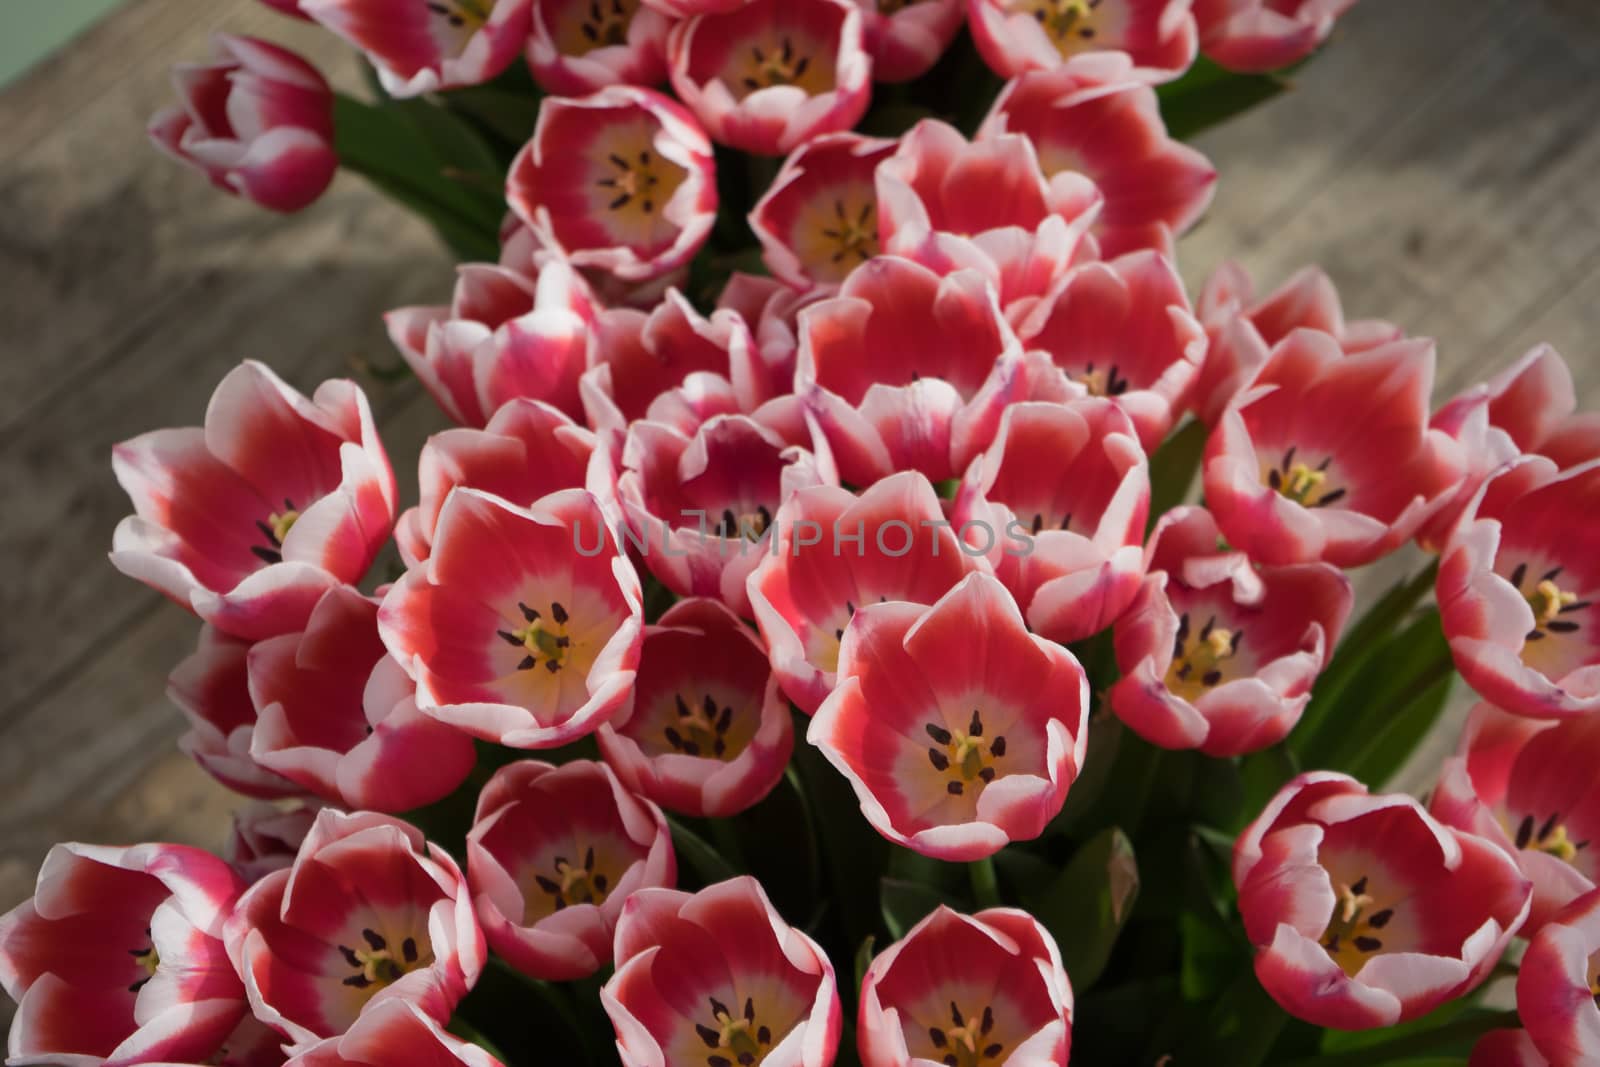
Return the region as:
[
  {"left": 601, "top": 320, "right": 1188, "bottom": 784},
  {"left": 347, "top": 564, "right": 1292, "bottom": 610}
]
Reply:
[
  {"left": 665, "top": 692, "right": 738, "bottom": 759},
  {"left": 595, "top": 146, "right": 682, "bottom": 223},
  {"left": 714, "top": 505, "right": 774, "bottom": 541},
  {"left": 503, "top": 600, "right": 573, "bottom": 674},
  {"left": 1266, "top": 450, "right": 1343, "bottom": 507},
  {"left": 251, "top": 498, "right": 299, "bottom": 564},
  {"left": 1073, "top": 361, "right": 1128, "bottom": 398},
  {"left": 925, "top": 712, "right": 1006, "bottom": 797},
  {"left": 1022, "top": 0, "right": 1105, "bottom": 49},
  {"left": 1510, "top": 561, "right": 1589, "bottom": 645},
  {"left": 1513, "top": 811, "right": 1588, "bottom": 863},
  {"left": 1319, "top": 876, "right": 1390, "bottom": 976},
  {"left": 701, "top": 994, "right": 775, "bottom": 1067},
  {"left": 819, "top": 198, "right": 878, "bottom": 266},
  {"left": 427, "top": 0, "right": 492, "bottom": 31},
  {"left": 576, "top": 0, "right": 635, "bottom": 48},
  {"left": 932, "top": 1001, "right": 1003, "bottom": 1066},
  {"left": 127, "top": 926, "right": 158, "bottom": 994},
  {"left": 535, "top": 848, "right": 612, "bottom": 911},
  {"left": 1167, "top": 613, "right": 1241, "bottom": 698},
  {"left": 739, "top": 37, "right": 825, "bottom": 96},
  {"left": 338, "top": 927, "right": 423, "bottom": 991}
]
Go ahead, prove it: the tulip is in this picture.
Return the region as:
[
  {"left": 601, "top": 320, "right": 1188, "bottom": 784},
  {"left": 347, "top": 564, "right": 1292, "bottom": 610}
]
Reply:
[
  {"left": 749, "top": 133, "right": 898, "bottom": 292},
  {"left": 0, "top": 843, "right": 248, "bottom": 1064},
  {"left": 378, "top": 488, "right": 644, "bottom": 748},
  {"left": 170, "top": 623, "right": 302, "bottom": 798},
  {"left": 1202, "top": 329, "right": 1465, "bottom": 567},
  {"left": 603, "top": 876, "right": 842, "bottom": 1067},
  {"left": 599, "top": 598, "right": 795, "bottom": 816},
  {"left": 858, "top": 906, "right": 1072, "bottom": 1067},
  {"left": 111, "top": 361, "right": 397, "bottom": 640},
  {"left": 527, "top": 0, "right": 673, "bottom": 95},
  {"left": 1191, "top": 0, "right": 1355, "bottom": 73},
  {"left": 978, "top": 58, "right": 1216, "bottom": 258},
  {"left": 287, "top": 999, "right": 504, "bottom": 1066},
  {"left": 148, "top": 34, "right": 336, "bottom": 213},
  {"left": 467, "top": 760, "right": 675, "bottom": 980},
  {"left": 1437, "top": 457, "right": 1600, "bottom": 719},
  {"left": 853, "top": 0, "right": 963, "bottom": 80},
  {"left": 667, "top": 0, "right": 872, "bottom": 155},
  {"left": 226, "top": 810, "right": 484, "bottom": 1049},
  {"left": 746, "top": 472, "right": 986, "bottom": 713},
  {"left": 225, "top": 801, "right": 321, "bottom": 884},
  {"left": 1471, "top": 1029, "right": 1549, "bottom": 1067},
  {"left": 508, "top": 87, "right": 719, "bottom": 282},
  {"left": 1235, "top": 772, "right": 1531, "bottom": 1029},
  {"left": 1518, "top": 886, "right": 1600, "bottom": 1067},
  {"left": 809, "top": 573, "right": 1090, "bottom": 860},
  {"left": 717, "top": 272, "right": 830, "bottom": 402},
  {"left": 1110, "top": 506, "right": 1352, "bottom": 755},
  {"left": 951, "top": 398, "right": 1150, "bottom": 645},
  {"left": 384, "top": 258, "right": 597, "bottom": 429},
  {"left": 301, "top": 0, "right": 532, "bottom": 96},
  {"left": 967, "top": 0, "right": 1197, "bottom": 83}
]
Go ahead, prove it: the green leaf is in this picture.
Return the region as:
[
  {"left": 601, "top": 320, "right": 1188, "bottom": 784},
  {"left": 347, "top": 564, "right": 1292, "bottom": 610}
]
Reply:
[
  {"left": 667, "top": 816, "right": 741, "bottom": 885},
  {"left": 1236, "top": 743, "right": 1300, "bottom": 829},
  {"left": 853, "top": 935, "right": 876, "bottom": 998},
  {"left": 1024, "top": 827, "right": 1139, "bottom": 989},
  {"left": 880, "top": 877, "right": 955, "bottom": 940},
  {"left": 1178, "top": 910, "right": 1246, "bottom": 1002},
  {"left": 442, "top": 85, "right": 543, "bottom": 152},
  {"left": 792, "top": 713, "right": 890, "bottom": 947},
  {"left": 1145, "top": 417, "right": 1209, "bottom": 530},
  {"left": 1157, "top": 56, "right": 1290, "bottom": 141}
]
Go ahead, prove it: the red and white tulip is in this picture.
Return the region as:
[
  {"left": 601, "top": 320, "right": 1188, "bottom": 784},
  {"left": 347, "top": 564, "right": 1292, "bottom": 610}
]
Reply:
[
  {"left": 1191, "top": 0, "right": 1355, "bottom": 73},
  {"left": 951, "top": 398, "right": 1150, "bottom": 645},
  {"left": 527, "top": 0, "right": 673, "bottom": 95},
  {"left": 287, "top": 999, "right": 504, "bottom": 1066},
  {"left": 0, "top": 843, "right": 247, "bottom": 1065},
  {"left": 509, "top": 87, "right": 719, "bottom": 282},
  {"left": 809, "top": 572, "right": 1090, "bottom": 860},
  {"left": 227, "top": 810, "right": 484, "bottom": 1049},
  {"left": 667, "top": 0, "right": 873, "bottom": 155},
  {"left": 1234, "top": 772, "right": 1531, "bottom": 1029},
  {"left": 111, "top": 361, "right": 397, "bottom": 640},
  {"left": 148, "top": 34, "right": 336, "bottom": 213},
  {"left": 747, "top": 472, "right": 986, "bottom": 713},
  {"left": 853, "top": 0, "right": 964, "bottom": 81},
  {"left": 467, "top": 759, "right": 675, "bottom": 981},
  {"left": 301, "top": 0, "right": 532, "bottom": 96},
  {"left": 378, "top": 488, "right": 644, "bottom": 748},
  {"left": 226, "top": 801, "right": 321, "bottom": 885},
  {"left": 967, "top": 0, "right": 1198, "bottom": 83},
  {"left": 170, "top": 623, "right": 301, "bottom": 798},
  {"left": 599, "top": 598, "right": 795, "bottom": 817},
  {"left": 1110, "top": 506, "right": 1352, "bottom": 756},
  {"left": 1517, "top": 886, "right": 1600, "bottom": 1067},
  {"left": 858, "top": 906, "right": 1072, "bottom": 1067},
  {"left": 603, "top": 876, "right": 842, "bottom": 1067}
]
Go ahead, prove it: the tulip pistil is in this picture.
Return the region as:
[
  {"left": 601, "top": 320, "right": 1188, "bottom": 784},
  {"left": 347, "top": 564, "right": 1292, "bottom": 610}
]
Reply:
[
  {"left": 819, "top": 198, "right": 878, "bottom": 266},
  {"left": 427, "top": 0, "right": 492, "bottom": 30},
  {"left": 665, "top": 692, "right": 738, "bottom": 759},
  {"left": 930, "top": 1001, "right": 1003, "bottom": 1066},
  {"left": 1514, "top": 811, "right": 1589, "bottom": 864},
  {"left": 738, "top": 37, "right": 830, "bottom": 96},
  {"left": 1167, "top": 613, "right": 1241, "bottom": 699},
  {"left": 714, "top": 505, "right": 774, "bottom": 541},
  {"left": 535, "top": 847, "right": 612, "bottom": 910},
  {"left": 926, "top": 711, "right": 1006, "bottom": 797},
  {"left": 338, "top": 927, "right": 422, "bottom": 991},
  {"left": 1319, "top": 876, "right": 1391, "bottom": 976},
  {"left": 1266, "top": 447, "right": 1345, "bottom": 508},
  {"left": 252, "top": 498, "right": 299, "bottom": 565},
  {"left": 577, "top": 0, "right": 634, "bottom": 48},
  {"left": 1021, "top": 0, "right": 1105, "bottom": 49},
  {"left": 128, "top": 927, "right": 159, "bottom": 994},
  {"left": 1073, "top": 361, "right": 1128, "bottom": 398},
  {"left": 698, "top": 995, "right": 775, "bottom": 1067},
  {"left": 1509, "top": 562, "right": 1589, "bottom": 645},
  {"left": 500, "top": 600, "right": 572, "bottom": 674}
]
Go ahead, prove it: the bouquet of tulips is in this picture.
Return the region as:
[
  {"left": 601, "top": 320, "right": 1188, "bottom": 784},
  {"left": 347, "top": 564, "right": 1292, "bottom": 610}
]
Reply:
[{"left": 8, "top": 0, "right": 1600, "bottom": 1063}]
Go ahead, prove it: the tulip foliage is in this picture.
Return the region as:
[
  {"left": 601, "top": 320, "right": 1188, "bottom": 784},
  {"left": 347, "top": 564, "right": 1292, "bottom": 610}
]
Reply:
[{"left": 12, "top": 1, "right": 1600, "bottom": 1064}]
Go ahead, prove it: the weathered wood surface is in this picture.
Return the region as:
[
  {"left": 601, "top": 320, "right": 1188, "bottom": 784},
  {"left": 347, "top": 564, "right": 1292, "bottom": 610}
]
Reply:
[{"left": 0, "top": 0, "right": 1595, "bottom": 991}]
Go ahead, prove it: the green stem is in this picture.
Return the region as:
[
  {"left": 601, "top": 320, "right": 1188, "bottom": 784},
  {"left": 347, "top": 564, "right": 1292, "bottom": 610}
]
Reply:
[
  {"left": 446, "top": 1015, "right": 509, "bottom": 1061},
  {"left": 1342, "top": 556, "right": 1440, "bottom": 658},
  {"left": 1279, "top": 1009, "right": 1521, "bottom": 1067},
  {"left": 968, "top": 856, "right": 1001, "bottom": 909}
]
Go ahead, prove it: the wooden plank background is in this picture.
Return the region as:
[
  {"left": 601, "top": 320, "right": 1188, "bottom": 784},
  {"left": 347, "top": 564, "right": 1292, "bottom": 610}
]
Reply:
[{"left": 0, "top": 0, "right": 1596, "bottom": 1012}]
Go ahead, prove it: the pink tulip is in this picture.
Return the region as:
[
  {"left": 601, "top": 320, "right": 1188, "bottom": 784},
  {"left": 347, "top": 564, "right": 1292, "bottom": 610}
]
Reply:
[
  {"left": 170, "top": 623, "right": 302, "bottom": 798},
  {"left": 978, "top": 58, "right": 1216, "bottom": 258},
  {"left": 853, "top": 0, "right": 963, "bottom": 80},
  {"left": 509, "top": 87, "right": 719, "bottom": 282},
  {"left": 527, "top": 0, "right": 673, "bottom": 95},
  {"left": 248, "top": 585, "right": 479, "bottom": 812},
  {"left": 226, "top": 801, "right": 321, "bottom": 884},
  {"left": 148, "top": 34, "right": 336, "bottom": 213},
  {"left": 1192, "top": 261, "right": 1400, "bottom": 429},
  {"left": 1235, "top": 772, "right": 1530, "bottom": 1029},
  {"left": 1437, "top": 457, "right": 1600, "bottom": 718},
  {"left": 301, "top": 0, "right": 532, "bottom": 96},
  {"left": 1431, "top": 695, "right": 1600, "bottom": 931},
  {"left": 226, "top": 810, "right": 484, "bottom": 1049},
  {"left": 111, "top": 361, "right": 397, "bottom": 640},
  {"left": 385, "top": 257, "right": 597, "bottom": 429},
  {"left": 1471, "top": 1029, "right": 1548, "bottom": 1067},
  {"left": 287, "top": 999, "right": 504, "bottom": 1066},
  {"left": 0, "top": 843, "right": 248, "bottom": 1064},
  {"left": 467, "top": 759, "right": 675, "bottom": 980},
  {"left": 1423, "top": 344, "right": 1600, "bottom": 550},
  {"left": 717, "top": 272, "right": 831, "bottom": 401},
  {"left": 797, "top": 256, "right": 1024, "bottom": 486},
  {"left": 599, "top": 598, "right": 795, "bottom": 816},
  {"left": 259, "top": 0, "right": 311, "bottom": 16},
  {"left": 875, "top": 119, "right": 1100, "bottom": 315},
  {"left": 1518, "top": 887, "right": 1600, "bottom": 1067},
  {"left": 951, "top": 398, "right": 1150, "bottom": 645},
  {"left": 615, "top": 414, "right": 833, "bottom": 614},
  {"left": 858, "top": 906, "right": 1072, "bottom": 1067},
  {"left": 1202, "top": 329, "right": 1465, "bottom": 567},
  {"left": 580, "top": 289, "right": 768, "bottom": 444},
  {"left": 1191, "top": 0, "right": 1355, "bottom": 72},
  {"left": 667, "top": 0, "right": 873, "bottom": 155},
  {"left": 967, "top": 0, "right": 1198, "bottom": 83},
  {"left": 750, "top": 133, "right": 898, "bottom": 292},
  {"left": 1110, "top": 506, "right": 1352, "bottom": 755},
  {"left": 1014, "top": 249, "right": 1206, "bottom": 451},
  {"left": 396, "top": 398, "right": 597, "bottom": 566},
  {"left": 604, "top": 876, "right": 842, "bottom": 1067},
  {"left": 809, "top": 573, "right": 1089, "bottom": 860},
  {"left": 640, "top": 0, "right": 750, "bottom": 19},
  {"left": 746, "top": 472, "right": 986, "bottom": 713},
  {"left": 378, "top": 488, "right": 644, "bottom": 748}
]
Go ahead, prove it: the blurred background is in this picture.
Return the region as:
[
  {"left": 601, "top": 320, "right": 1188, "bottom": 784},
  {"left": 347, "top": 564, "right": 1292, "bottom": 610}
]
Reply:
[{"left": 0, "top": 0, "right": 1596, "bottom": 983}]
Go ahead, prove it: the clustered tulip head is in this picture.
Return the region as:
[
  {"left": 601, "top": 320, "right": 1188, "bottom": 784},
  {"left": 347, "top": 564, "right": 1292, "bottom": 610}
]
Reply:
[{"left": 67, "top": 0, "right": 1600, "bottom": 1060}]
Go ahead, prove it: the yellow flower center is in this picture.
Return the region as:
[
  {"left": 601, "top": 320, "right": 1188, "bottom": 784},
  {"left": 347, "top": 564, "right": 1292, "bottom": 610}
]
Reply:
[
  {"left": 1319, "top": 877, "right": 1393, "bottom": 977},
  {"left": 1073, "top": 362, "right": 1128, "bottom": 397},
  {"left": 1264, "top": 447, "right": 1346, "bottom": 508},
  {"left": 820, "top": 199, "right": 878, "bottom": 268},
  {"left": 697, "top": 996, "right": 776, "bottom": 1067},
  {"left": 535, "top": 848, "right": 611, "bottom": 910},
  {"left": 930, "top": 1002, "right": 1004, "bottom": 1066},
  {"left": 1513, "top": 811, "right": 1589, "bottom": 864},
  {"left": 1019, "top": 0, "right": 1106, "bottom": 49},
  {"left": 925, "top": 710, "right": 1006, "bottom": 798},
  {"left": 128, "top": 932, "right": 159, "bottom": 994},
  {"left": 338, "top": 927, "right": 423, "bottom": 992},
  {"left": 1166, "top": 613, "right": 1240, "bottom": 700},
  {"left": 499, "top": 600, "right": 573, "bottom": 674}
]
